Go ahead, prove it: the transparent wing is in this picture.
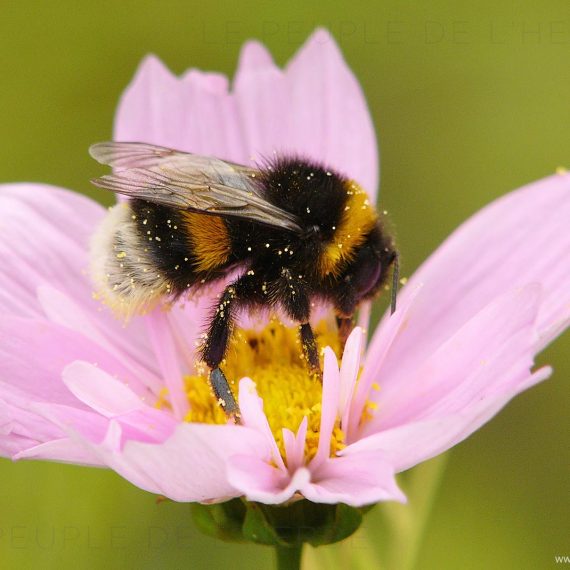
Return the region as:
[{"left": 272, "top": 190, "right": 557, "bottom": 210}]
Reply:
[
  {"left": 89, "top": 142, "right": 302, "bottom": 232},
  {"left": 90, "top": 141, "right": 254, "bottom": 178}
]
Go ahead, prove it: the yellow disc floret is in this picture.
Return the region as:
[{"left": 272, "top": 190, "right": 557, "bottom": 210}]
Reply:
[{"left": 182, "top": 320, "right": 346, "bottom": 464}]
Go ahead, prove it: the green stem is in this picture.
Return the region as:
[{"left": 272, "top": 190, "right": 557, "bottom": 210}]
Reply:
[
  {"left": 275, "top": 544, "right": 303, "bottom": 570},
  {"left": 376, "top": 454, "right": 449, "bottom": 570}
]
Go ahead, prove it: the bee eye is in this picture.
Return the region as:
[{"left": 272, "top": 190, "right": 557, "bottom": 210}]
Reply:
[{"left": 353, "top": 258, "right": 382, "bottom": 297}]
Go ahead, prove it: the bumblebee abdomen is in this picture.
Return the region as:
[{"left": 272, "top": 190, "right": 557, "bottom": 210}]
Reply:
[
  {"left": 182, "top": 212, "right": 232, "bottom": 272},
  {"left": 90, "top": 202, "right": 168, "bottom": 314},
  {"left": 90, "top": 200, "right": 234, "bottom": 315}
]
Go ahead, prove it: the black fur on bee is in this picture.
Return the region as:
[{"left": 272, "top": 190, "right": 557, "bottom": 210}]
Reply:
[{"left": 90, "top": 142, "right": 398, "bottom": 421}]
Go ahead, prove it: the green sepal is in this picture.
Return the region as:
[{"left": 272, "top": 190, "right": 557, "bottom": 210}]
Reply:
[
  {"left": 191, "top": 498, "right": 369, "bottom": 548},
  {"left": 190, "top": 499, "right": 247, "bottom": 543},
  {"left": 242, "top": 503, "right": 289, "bottom": 546}
]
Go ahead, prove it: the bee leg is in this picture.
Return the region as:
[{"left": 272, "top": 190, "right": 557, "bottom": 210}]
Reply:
[
  {"left": 202, "top": 275, "right": 255, "bottom": 423},
  {"left": 336, "top": 315, "right": 355, "bottom": 351},
  {"left": 272, "top": 269, "right": 321, "bottom": 379},
  {"left": 300, "top": 322, "right": 321, "bottom": 379},
  {"left": 209, "top": 367, "right": 240, "bottom": 423}
]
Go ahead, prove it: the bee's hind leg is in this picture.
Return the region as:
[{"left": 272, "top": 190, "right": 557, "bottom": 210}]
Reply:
[
  {"left": 202, "top": 277, "right": 250, "bottom": 423},
  {"left": 202, "top": 275, "right": 257, "bottom": 423}
]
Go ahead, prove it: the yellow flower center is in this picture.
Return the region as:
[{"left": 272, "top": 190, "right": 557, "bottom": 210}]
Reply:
[{"left": 182, "top": 320, "right": 346, "bottom": 464}]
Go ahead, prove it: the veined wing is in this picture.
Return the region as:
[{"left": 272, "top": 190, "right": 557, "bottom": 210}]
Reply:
[{"left": 90, "top": 142, "right": 302, "bottom": 232}]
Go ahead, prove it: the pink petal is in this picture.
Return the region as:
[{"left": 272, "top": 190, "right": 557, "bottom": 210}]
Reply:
[
  {"left": 35, "top": 398, "right": 174, "bottom": 452},
  {"left": 0, "top": 327, "right": 170, "bottom": 459},
  {"left": 338, "top": 327, "right": 364, "bottom": 432},
  {"left": 114, "top": 29, "right": 378, "bottom": 197},
  {"left": 165, "top": 302, "right": 211, "bottom": 372},
  {"left": 0, "top": 183, "right": 159, "bottom": 379},
  {"left": 14, "top": 438, "right": 104, "bottom": 465},
  {"left": 62, "top": 363, "right": 177, "bottom": 445},
  {"left": 374, "top": 173, "right": 570, "bottom": 385},
  {"left": 144, "top": 310, "right": 188, "bottom": 419},
  {"left": 370, "top": 284, "right": 543, "bottom": 432},
  {"left": 88, "top": 423, "right": 271, "bottom": 502},
  {"left": 227, "top": 455, "right": 310, "bottom": 504},
  {"left": 343, "top": 366, "right": 550, "bottom": 472},
  {"left": 181, "top": 68, "right": 229, "bottom": 93},
  {"left": 0, "top": 422, "right": 45, "bottom": 459},
  {"left": 301, "top": 453, "right": 406, "bottom": 507},
  {"left": 349, "top": 284, "right": 422, "bottom": 440},
  {"left": 0, "top": 184, "right": 104, "bottom": 317},
  {"left": 233, "top": 41, "right": 288, "bottom": 165},
  {"left": 2, "top": 399, "right": 105, "bottom": 464},
  {"left": 0, "top": 397, "right": 63, "bottom": 442},
  {"left": 0, "top": 317, "right": 151, "bottom": 408},
  {"left": 356, "top": 299, "right": 373, "bottom": 336},
  {"left": 236, "top": 39, "right": 274, "bottom": 70},
  {"left": 114, "top": 54, "right": 247, "bottom": 163},
  {"left": 0, "top": 434, "right": 43, "bottom": 457},
  {"left": 0, "top": 407, "right": 12, "bottom": 434},
  {"left": 37, "top": 284, "right": 162, "bottom": 394},
  {"left": 310, "top": 348, "right": 341, "bottom": 469},
  {"left": 283, "top": 416, "right": 308, "bottom": 473},
  {"left": 235, "top": 29, "right": 378, "bottom": 196},
  {"left": 62, "top": 361, "right": 149, "bottom": 416},
  {"left": 32, "top": 402, "right": 110, "bottom": 444},
  {"left": 239, "top": 378, "right": 286, "bottom": 471},
  {"left": 283, "top": 28, "right": 378, "bottom": 197}
]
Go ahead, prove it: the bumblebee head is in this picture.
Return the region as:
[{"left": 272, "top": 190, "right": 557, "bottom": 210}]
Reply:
[{"left": 331, "top": 225, "right": 396, "bottom": 317}]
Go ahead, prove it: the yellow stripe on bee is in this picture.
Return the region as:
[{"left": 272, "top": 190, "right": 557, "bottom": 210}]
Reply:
[
  {"left": 319, "top": 182, "right": 377, "bottom": 277},
  {"left": 183, "top": 213, "right": 231, "bottom": 272}
]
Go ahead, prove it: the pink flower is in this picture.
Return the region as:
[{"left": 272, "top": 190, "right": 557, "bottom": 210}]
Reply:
[{"left": 0, "top": 29, "right": 568, "bottom": 508}]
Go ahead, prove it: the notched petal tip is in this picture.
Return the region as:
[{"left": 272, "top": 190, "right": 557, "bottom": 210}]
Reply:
[
  {"left": 133, "top": 53, "right": 174, "bottom": 81},
  {"left": 182, "top": 69, "right": 229, "bottom": 94},
  {"left": 292, "top": 27, "right": 341, "bottom": 63},
  {"left": 237, "top": 39, "right": 276, "bottom": 71},
  {"left": 286, "top": 27, "right": 348, "bottom": 78}
]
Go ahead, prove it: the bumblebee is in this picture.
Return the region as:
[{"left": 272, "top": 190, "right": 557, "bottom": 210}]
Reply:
[{"left": 89, "top": 142, "right": 398, "bottom": 420}]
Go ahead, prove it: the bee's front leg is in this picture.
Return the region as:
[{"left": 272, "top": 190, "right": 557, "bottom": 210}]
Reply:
[
  {"left": 271, "top": 269, "right": 321, "bottom": 380},
  {"left": 299, "top": 322, "right": 321, "bottom": 379}
]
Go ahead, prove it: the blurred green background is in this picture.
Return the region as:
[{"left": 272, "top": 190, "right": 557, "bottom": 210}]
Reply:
[{"left": 1, "top": 1, "right": 568, "bottom": 568}]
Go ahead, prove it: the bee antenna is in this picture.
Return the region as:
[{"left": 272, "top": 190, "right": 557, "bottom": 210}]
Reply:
[{"left": 390, "top": 253, "right": 400, "bottom": 315}]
